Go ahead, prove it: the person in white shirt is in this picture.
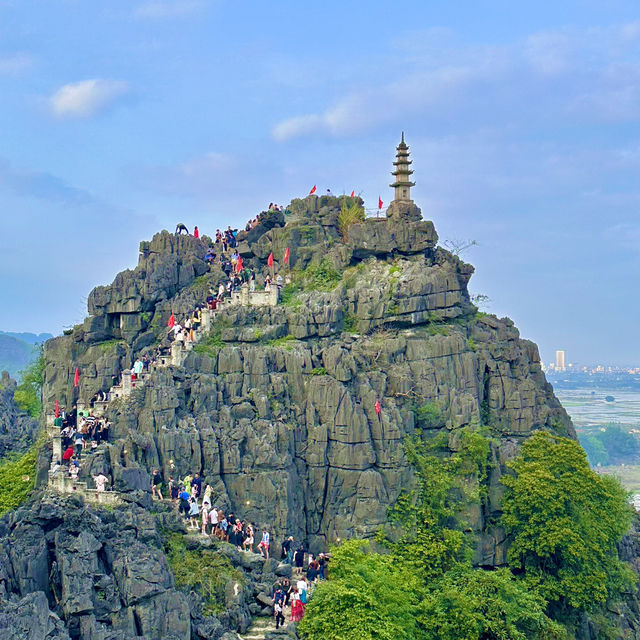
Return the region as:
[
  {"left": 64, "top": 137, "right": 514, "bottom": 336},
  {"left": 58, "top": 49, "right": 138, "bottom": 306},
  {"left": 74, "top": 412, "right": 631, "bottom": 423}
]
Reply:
[{"left": 93, "top": 473, "right": 108, "bottom": 492}]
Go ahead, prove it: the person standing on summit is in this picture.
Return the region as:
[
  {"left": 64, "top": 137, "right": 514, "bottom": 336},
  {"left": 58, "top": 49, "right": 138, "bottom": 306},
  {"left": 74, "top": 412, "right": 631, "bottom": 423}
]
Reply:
[{"left": 175, "top": 223, "right": 189, "bottom": 235}]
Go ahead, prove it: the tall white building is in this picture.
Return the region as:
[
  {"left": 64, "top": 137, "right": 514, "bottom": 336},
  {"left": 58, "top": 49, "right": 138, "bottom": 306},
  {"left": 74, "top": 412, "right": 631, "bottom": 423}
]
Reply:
[{"left": 555, "top": 350, "right": 566, "bottom": 371}]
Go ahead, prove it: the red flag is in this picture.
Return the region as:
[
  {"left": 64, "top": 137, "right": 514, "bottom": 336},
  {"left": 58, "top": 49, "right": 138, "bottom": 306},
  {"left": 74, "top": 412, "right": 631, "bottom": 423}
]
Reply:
[
  {"left": 267, "top": 252, "right": 274, "bottom": 268},
  {"left": 375, "top": 399, "right": 381, "bottom": 415},
  {"left": 309, "top": 185, "right": 316, "bottom": 195},
  {"left": 284, "top": 247, "right": 290, "bottom": 265},
  {"left": 194, "top": 226, "right": 199, "bottom": 238},
  {"left": 378, "top": 196, "right": 383, "bottom": 210},
  {"left": 350, "top": 191, "right": 355, "bottom": 198},
  {"left": 167, "top": 312, "right": 175, "bottom": 329},
  {"left": 236, "top": 256, "right": 243, "bottom": 272},
  {"left": 73, "top": 367, "right": 80, "bottom": 388},
  {"left": 55, "top": 399, "right": 59, "bottom": 418}
]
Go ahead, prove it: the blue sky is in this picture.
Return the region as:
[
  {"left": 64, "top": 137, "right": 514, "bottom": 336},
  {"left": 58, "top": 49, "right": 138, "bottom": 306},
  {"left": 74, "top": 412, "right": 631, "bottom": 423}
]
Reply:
[{"left": 0, "top": 0, "right": 639, "bottom": 366}]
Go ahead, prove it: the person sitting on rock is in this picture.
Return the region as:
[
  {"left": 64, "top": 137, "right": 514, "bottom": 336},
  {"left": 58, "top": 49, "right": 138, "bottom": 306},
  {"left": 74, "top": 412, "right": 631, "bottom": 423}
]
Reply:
[
  {"left": 151, "top": 469, "right": 164, "bottom": 500},
  {"left": 175, "top": 223, "right": 189, "bottom": 236},
  {"left": 69, "top": 460, "right": 80, "bottom": 479}
]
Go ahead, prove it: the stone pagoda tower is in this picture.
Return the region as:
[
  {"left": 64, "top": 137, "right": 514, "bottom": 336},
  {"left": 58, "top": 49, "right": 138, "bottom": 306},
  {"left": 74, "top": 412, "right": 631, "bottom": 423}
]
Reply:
[{"left": 386, "top": 132, "right": 422, "bottom": 221}]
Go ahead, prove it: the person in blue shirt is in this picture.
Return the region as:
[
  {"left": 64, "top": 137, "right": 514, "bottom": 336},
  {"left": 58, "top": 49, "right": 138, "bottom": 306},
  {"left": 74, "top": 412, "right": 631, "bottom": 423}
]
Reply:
[{"left": 178, "top": 488, "right": 190, "bottom": 519}]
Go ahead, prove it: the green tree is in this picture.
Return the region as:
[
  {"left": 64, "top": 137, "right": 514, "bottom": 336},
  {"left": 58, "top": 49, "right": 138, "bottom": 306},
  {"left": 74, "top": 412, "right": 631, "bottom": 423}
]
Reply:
[
  {"left": 298, "top": 540, "right": 424, "bottom": 640},
  {"left": 13, "top": 346, "right": 44, "bottom": 418},
  {"left": 381, "top": 429, "right": 491, "bottom": 580},
  {"left": 501, "top": 432, "right": 633, "bottom": 615},
  {"left": 419, "top": 567, "right": 566, "bottom": 640},
  {"left": 578, "top": 434, "right": 609, "bottom": 466},
  {"left": 600, "top": 424, "right": 638, "bottom": 462},
  {"left": 0, "top": 433, "right": 43, "bottom": 516}
]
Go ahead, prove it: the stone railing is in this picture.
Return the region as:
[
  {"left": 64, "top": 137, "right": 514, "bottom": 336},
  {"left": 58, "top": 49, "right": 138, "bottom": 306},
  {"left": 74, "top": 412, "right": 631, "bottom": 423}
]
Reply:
[{"left": 48, "top": 471, "right": 122, "bottom": 505}]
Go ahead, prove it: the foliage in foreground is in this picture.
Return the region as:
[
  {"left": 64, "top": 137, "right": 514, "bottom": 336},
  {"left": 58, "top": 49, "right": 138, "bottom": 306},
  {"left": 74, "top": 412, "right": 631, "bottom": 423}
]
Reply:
[
  {"left": 300, "top": 428, "right": 633, "bottom": 640},
  {"left": 0, "top": 433, "right": 43, "bottom": 516},
  {"left": 13, "top": 347, "right": 44, "bottom": 418},
  {"left": 502, "top": 431, "right": 633, "bottom": 614},
  {"left": 337, "top": 199, "right": 365, "bottom": 241},
  {"left": 164, "top": 533, "right": 244, "bottom": 616}
]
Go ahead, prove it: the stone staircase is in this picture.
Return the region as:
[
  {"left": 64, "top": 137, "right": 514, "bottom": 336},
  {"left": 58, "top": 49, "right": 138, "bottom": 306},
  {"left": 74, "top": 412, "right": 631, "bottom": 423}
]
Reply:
[
  {"left": 237, "top": 616, "right": 279, "bottom": 640},
  {"left": 45, "top": 283, "right": 279, "bottom": 503}
]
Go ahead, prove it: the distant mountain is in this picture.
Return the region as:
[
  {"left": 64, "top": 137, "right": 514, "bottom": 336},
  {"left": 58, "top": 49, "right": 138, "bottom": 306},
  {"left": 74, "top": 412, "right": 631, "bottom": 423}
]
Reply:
[
  {"left": 0, "top": 331, "right": 51, "bottom": 379},
  {"left": 0, "top": 330, "right": 53, "bottom": 345}
]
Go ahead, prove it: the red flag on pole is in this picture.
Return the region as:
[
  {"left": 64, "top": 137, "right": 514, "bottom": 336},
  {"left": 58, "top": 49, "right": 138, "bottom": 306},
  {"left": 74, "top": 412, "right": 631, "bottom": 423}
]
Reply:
[
  {"left": 73, "top": 367, "right": 80, "bottom": 388},
  {"left": 378, "top": 196, "right": 383, "bottom": 210},
  {"left": 236, "top": 256, "right": 243, "bottom": 272},
  {"left": 350, "top": 190, "right": 355, "bottom": 198},
  {"left": 167, "top": 312, "right": 175, "bottom": 329},
  {"left": 267, "top": 252, "right": 274, "bottom": 268},
  {"left": 375, "top": 399, "right": 381, "bottom": 415},
  {"left": 55, "top": 399, "right": 59, "bottom": 418},
  {"left": 309, "top": 185, "right": 317, "bottom": 195},
  {"left": 284, "top": 247, "right": 290, "bottom": 265}
]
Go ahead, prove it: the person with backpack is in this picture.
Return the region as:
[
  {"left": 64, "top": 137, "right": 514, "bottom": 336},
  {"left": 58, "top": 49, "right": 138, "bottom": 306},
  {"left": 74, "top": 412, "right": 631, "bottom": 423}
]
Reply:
[{"left": 178, "top": 487, "right": 190, "bottom": 520}]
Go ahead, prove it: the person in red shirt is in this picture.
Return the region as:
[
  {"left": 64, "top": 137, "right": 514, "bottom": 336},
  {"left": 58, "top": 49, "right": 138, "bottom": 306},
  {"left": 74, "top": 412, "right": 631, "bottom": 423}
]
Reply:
[
  {"left": 62, "top": 445, "right": 74, "bottom": 462},
  {"left": 194, "top": 226, "right": 199, "bottom": 238}
]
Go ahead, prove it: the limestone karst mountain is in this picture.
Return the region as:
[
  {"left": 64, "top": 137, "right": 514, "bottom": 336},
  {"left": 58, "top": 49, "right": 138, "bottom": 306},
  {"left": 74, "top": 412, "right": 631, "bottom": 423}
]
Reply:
[
  {"left": 41, "top": 192, "right": 572, "bottom": 559},
  {"left": 1, "top": 184, "right": 613, "bottom": 640}
]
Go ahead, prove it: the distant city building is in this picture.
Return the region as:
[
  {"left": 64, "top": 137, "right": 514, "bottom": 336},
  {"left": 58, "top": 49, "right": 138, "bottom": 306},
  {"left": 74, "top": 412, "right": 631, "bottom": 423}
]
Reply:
[{"left": 555, "top": 350, "right": 566, "bottom": 372}]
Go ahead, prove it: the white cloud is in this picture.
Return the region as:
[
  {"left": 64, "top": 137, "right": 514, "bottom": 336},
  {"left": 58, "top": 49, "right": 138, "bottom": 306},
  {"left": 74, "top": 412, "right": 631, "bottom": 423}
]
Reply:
[
  {"left": 49, "top": 79, "right": 129, "bottom": 119},
  {"left": 271, "top": 21, "right": 640, "bottom": 142},
  {"left": 133, "top": 1, "right": 207, "bottom": 19},
  {"left": 0, "top": 53, "right": 33, "bottom": 75}
]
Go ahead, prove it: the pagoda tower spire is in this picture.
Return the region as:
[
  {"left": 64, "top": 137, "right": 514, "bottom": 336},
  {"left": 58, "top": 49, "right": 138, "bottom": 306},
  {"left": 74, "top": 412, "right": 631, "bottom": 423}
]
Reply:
[
  {"left": 386, "top": 132, "right": 423, "bottom": 221},
  {"left": 390, "top": 131, "right": 415, "bottom": 203}
]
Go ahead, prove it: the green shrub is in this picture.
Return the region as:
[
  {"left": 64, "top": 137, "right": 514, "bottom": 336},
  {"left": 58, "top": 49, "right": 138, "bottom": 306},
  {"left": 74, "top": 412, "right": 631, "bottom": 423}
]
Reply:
[
  {"left": 13, "top": 349, "right": 44, "bottom": 418},
  {"left": 193, "top": 330, "right": 224, "bottom": 355},
  {"left": 337, "top": 200, "right": 365, "bottom": 241},
  {"left": 267, "top": 335, "right": 297, "bottom": 347},
  {"left": 280, "top": 282, "right": 303, "bottom": 307},
  {"left": 0, "top": 432, "right": 43, "bottom": 516},
  {"left": 427, "top": 322, "right": 449, "bottom": 336},
  {"left": 466, "top": 338, "right": 478, "bottom": 352},
  {"left": 95, "top": 339, "right": 123, "bottom": 351},
  {"left": 389, "top": 265, "right": 402, "bottom": 276},
  {"left": 302, "top": 260, "right": 341, "bottom": 292},
  {"left": 164, "top": 534, "right": 244, "bottom": 616},
  {"left": 413, "top": 402, "right": 444, "bottom": 430},
  {"left": 342, "top": 312, "right": 358, "bottom": 333},
  {"left": 311, "top": 366, "right": 327, "bottom": 376}
]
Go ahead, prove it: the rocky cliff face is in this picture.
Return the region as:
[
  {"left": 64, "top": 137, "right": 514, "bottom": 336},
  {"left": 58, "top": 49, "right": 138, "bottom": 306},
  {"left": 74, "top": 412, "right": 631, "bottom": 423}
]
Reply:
[
  {"left": 41, "top": 196, "right": 573, "bottom": 563},
  {"left": 0, "top": 194, "right": 580, "bottom": 639},
  {"left": 0, "top": 371, "right": 39, "bottom": 458}
]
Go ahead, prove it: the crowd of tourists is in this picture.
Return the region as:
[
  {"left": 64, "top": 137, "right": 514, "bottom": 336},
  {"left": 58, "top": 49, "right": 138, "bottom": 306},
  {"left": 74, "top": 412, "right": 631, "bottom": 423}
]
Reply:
[
  {"left": 151, "top": 467, "right": 328, "bottom": 624},
  {"left": 51, "top": 408, "right": 111, "bottom": 482}
]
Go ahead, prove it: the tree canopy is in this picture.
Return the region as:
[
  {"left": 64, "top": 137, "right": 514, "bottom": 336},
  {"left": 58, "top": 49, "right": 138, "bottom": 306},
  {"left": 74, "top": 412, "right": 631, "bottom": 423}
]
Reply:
[{"left": 501, "top": 431, "right": 633, "bottom": 613}]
